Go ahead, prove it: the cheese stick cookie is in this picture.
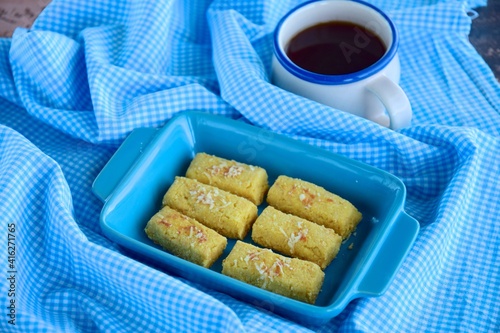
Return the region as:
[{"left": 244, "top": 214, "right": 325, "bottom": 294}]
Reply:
[
  {"left": 145, "top": 206, "right": 227, "bottom": 268},
  {"left": 267, "top": 175, "right": 362, "bottom": 239},
  {"left": 252, "top": 206, "right": 342, "bottom": 269},
  {"left": 163, "top": 177, "right": 258, "bottom": 239},
  {"left": 222, "top": 241, "right": 324, "bottom": 304},
  {"left": 186, "top": 153, "right": 269, "bottom": 205}
]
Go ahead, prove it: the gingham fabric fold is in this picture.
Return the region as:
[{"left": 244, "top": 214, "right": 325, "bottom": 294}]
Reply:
[{"left": 1, "top": 0, "right": 499, "bottom": 332}]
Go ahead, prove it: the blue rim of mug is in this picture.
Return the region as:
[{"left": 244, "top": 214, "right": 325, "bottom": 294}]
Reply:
[{"left": 273, "top": 0, "right": 399, "bottom": 85}]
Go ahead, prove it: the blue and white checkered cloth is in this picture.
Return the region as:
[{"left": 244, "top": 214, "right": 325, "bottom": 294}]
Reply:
[{"left": 1, "top": 0, "right": 499, "bottom": 332}]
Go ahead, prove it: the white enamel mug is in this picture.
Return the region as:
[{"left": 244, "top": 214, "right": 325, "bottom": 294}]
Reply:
[{"left": 272, "top": 0, "right": 412, "bottom": 130}]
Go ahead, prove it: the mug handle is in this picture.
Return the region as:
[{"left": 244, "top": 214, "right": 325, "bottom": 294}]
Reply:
[{"left": 365, "top": 75, "right": 412, "bottom": 130}]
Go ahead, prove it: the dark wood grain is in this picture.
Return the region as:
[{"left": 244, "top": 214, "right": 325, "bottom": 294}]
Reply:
[
  {"left": 469, "top": 0, "right": 500, "bottom": 81},
  {"left": 0, "top": 0, "right": 49, "bottom": 37}
]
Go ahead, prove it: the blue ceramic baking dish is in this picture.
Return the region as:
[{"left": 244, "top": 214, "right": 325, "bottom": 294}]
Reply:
[{"left": 92, "top": 111, "right": 419, "bottom": 325}]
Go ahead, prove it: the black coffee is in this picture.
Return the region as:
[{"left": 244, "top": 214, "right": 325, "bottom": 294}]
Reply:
[{"left": 286, "top": 21, "right": 386, "bottom": 75}]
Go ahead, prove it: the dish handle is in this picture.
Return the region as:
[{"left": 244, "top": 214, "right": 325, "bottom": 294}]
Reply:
[
  {"left": 92, "top": 127, "right": 159, "bottom": 202},
  {"left": 355, "top": 211, "right": 420, "bottom": 296}
]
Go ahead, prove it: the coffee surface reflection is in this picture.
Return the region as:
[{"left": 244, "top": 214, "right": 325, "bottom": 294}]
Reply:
[{"left": 286, "top": 21, "right": 386, "bottom": 75}]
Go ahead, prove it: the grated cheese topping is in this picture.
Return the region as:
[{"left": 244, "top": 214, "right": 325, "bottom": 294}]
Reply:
[
  {"left": 298, "top": 188, "right": 316, "bottom": 209},
  {"left": 244, "top": 250, "right": 263, "bottom": 264},
  {"left": 254, "top": 258, "right": 291, "bottom": 288},
  {"left": 244, "top": 248, "right": 294, "bottom": 289},
  {"left": 183, "top": 225, "right": 207, "bottom": 243},
  {"left": 159, "top": 220, "right": 172, "bottom": 228},
  {"left": 202, "top": 171, "right": 212, "bottom": 183},
  {"left": 209, "top": 162, "right": 245, "bottom": 178},
  {"left": 190, "top": 186, "right": 217, "bottom": 209},
  {"left": 279, "top": 225, "right": 308, "bottom": 253}
]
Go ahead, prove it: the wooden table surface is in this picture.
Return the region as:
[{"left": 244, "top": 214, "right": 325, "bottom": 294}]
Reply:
[
  {"left": 0, "top": 0, "right": 499, "bottom": 81},
  {"left": 469, "top": 0, "right": 500, "bottom": 81}
]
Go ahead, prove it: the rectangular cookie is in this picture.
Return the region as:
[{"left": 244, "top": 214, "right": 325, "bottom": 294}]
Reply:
[
  {"left": 145, "top": 206, "right": 227, "bottom": 268},
  {"left": 222, "top": 241, "right": 324, "bottom": 304},
  {"left": 185, "top": 152, "right": 269, "bottom": 205},
  {"left": 266, "top": 175, "right": 362, "bottom": 239},
  {"left": 162, "top": 177, "right": 258, "bottom": 239},
  {"left": 252, "top": 206, "right": 342, "bottom": 269}
]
